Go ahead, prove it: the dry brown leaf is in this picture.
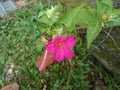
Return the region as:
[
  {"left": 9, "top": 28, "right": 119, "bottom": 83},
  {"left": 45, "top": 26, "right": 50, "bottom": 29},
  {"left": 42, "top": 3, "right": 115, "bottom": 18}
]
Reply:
[
  {"left": 1, "top": 83, "right": 19, "bottom": 90},
  {"left": 16, "top": 0, "right": 26, "bottom": 9},
  {"left": 36, "top": 51, "right": 54, "bottom": 73}
]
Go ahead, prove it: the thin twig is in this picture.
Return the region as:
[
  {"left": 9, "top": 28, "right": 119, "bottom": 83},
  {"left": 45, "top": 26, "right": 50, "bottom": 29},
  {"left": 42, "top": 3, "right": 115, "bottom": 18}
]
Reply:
[
  {"left": 100, "top": 27, "right": 112, "bottom": 43},
  {"left": 102, "top": 29, "right": 120, "bottom": 52}
]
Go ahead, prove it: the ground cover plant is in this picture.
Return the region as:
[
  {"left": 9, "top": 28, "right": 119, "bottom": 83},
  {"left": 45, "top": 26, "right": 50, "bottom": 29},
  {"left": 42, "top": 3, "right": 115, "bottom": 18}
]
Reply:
[{"left": 0, "top": 0, "right": 120, "bottom": 89}]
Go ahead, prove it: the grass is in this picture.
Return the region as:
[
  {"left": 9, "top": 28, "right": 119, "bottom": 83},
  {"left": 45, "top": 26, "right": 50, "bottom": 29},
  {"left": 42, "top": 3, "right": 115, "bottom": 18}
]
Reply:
[{"left": 0, "top": 0, "right": 120, "bottom": 90}]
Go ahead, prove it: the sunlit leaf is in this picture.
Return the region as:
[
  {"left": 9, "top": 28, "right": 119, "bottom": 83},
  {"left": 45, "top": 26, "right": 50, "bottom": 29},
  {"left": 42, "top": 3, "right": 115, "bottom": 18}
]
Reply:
[{"left": 38, "top": 4, "right": 62, "bottom": 26}]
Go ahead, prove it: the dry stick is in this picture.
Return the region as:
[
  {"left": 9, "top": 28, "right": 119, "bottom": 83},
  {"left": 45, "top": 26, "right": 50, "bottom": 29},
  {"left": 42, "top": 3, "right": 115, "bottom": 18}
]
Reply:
[
  {"left": 102, "top": 28, "right": 120, "bottom": 52},
  {"left": 93, "top": 54, "right": 120, "bottom": 75},
  {"left": 100, "top": 27, "right": 113, "bottom": 43}
]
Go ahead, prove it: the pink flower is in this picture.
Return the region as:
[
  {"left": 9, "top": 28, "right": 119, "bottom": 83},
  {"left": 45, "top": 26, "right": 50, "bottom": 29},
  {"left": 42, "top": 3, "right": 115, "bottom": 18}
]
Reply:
[{"left": 45, "top": 35, "right": 76, "bottom": 62}]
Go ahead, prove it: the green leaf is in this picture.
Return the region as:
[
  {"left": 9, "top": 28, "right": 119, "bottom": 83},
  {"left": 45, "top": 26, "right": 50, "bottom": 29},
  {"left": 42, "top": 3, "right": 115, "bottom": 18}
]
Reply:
[
  {"left": 38, "top": 15, "right": 52, "bottom": 26},
  {"left": 38, "top": 4, "right": 62, "bottom": 26},
  {"left": 77, "top": 6, "right": 96, "bottom": 25},
  {"left": 59, "top": 3, "right": 102, "bottom": 47},
  {"left": 87, "top": 21, "right": 102, "bottom": 48},
  {"left": 106, "top": 16, "right": 120, "bottom": 27},
  {"left": 113, "top": 9, "right": 120, "bottom": 15},
  {"left": 59, "top": 5, "right": 95, "bottom": 31},
  {"left": 96, "top": 0, "right": 114, "bottom": 16},
  {"left": 96, "top": 0, "right": 120, "bottom": 27},
  {"left": 59, "top": 5, "right": 85, "bottom": 31},
  {"left": 105, "top": 10, "right": 120, "bottom": 27}
]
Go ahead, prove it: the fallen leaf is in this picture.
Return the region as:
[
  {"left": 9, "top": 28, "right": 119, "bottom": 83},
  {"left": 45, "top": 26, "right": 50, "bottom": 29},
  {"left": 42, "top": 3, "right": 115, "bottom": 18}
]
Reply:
[
  {"left": 1, "top": 83, "right": 19, "bottom": 90},
  {"left": 36, "top": 51, "right": 54, "bottom": 73},
  {"left": 16, "top": 0, "right": 26, "bottom": 9}
]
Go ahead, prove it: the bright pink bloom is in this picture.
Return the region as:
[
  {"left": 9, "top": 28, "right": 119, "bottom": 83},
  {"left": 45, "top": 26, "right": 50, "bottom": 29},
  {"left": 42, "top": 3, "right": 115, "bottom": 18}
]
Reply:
[{"left": 45, "top": 35, "right": 76, "bottom": 62}]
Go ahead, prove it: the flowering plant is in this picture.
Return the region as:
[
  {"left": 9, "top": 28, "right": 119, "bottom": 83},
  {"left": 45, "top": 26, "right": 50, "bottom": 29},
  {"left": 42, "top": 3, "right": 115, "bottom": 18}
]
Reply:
[
  {"left": 36, "top": 35, "right": 76, "bottom": 73},
  {"left": 36, "top": 0, "right": 120, "bottom": 73}
]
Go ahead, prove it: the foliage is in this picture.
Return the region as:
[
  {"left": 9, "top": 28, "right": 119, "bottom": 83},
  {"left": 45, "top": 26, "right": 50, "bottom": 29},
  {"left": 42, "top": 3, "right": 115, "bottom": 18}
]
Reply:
[
  {"left": 96, "top": 0, "right": 120, "bottom": 27},
  {"left": 36, "top": 0, "right": 120, "bottom": 48},
  {"left": 0, "top": 0, "right": 120, "bottom": 90},
  {"left": 38, "top": 4, "right": 62, "bottom": 26}
]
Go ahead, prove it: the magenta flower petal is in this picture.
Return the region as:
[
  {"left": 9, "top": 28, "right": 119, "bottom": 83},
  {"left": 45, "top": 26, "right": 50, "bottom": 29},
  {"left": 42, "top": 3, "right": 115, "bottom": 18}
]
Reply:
[
  {"left": 39, "top": 67, "right": 45, "bottom": 73},
  {"left": 65, "top": 35, "right": 76, "bottom": 48},
  {"left": 54, "top": 36, "right": 64, "bottom": 42},
  {"left": 54, "top": 48, "right": 65, "bottom": 62},
  {"left": 46, "top": 42, "right": 56, "bottom": 53},
  {"left": 65, "top": 47, "right": 74, "bottom": 59},
  {"left": 46, "top": 35, "right": 76, "bottom": 62}
]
